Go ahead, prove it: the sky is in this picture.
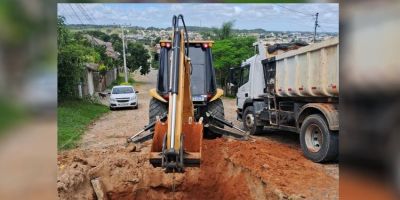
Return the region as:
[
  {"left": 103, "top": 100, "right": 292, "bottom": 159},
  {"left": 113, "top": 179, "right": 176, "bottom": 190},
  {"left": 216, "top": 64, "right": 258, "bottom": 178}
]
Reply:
[{"left": 58, "top": 3, "right": 339, "bottom": 33}]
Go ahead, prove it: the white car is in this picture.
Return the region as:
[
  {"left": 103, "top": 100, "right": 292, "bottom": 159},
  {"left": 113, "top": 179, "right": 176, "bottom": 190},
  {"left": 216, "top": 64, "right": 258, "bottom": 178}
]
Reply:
[{"left": 109, "top": 85, "right": 138, "bottom": 110}]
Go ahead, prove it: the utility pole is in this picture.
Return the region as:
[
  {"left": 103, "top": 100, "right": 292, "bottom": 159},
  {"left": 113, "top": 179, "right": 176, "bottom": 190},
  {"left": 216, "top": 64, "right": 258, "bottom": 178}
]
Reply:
[
  {"left": 313, "top": 12, "right": 319, "bottom": 43},
  {"left": 121, "top": 25, "right": 128, "bottom": 83}
]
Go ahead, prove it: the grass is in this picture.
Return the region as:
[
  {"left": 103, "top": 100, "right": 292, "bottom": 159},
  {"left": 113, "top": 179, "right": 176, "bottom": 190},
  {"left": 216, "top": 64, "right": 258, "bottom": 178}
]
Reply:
[
  {"left": 108, "top": 74, "right": 135, "bottom": 89},
  {"left": 58, "top": 100, "right": 109, "bottom": 150}
]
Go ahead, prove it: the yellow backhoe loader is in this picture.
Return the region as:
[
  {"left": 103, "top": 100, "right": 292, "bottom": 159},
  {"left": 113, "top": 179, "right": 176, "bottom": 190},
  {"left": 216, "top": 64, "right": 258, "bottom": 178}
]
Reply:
[{"left": 127, "top": 15, "right": 247, "bottom": 173}]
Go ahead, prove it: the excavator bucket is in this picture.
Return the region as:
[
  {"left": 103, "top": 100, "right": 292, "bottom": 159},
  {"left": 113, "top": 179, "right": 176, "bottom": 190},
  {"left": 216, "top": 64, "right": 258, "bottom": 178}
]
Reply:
[{"left": 150, "top": 120, "right": 203, "bottom": 168}]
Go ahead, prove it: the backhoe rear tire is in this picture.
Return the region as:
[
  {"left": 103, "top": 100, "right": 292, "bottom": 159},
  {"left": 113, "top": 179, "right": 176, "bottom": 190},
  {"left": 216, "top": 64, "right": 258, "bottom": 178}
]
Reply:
[{"left": 149, "top": 98, "right": 168, "bottom": 133}]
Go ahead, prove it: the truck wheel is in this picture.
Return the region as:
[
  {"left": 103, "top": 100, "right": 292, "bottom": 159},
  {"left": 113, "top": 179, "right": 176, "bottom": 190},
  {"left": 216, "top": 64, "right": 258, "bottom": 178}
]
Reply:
[
  {"left": 300, "top": 114, "right": 338, "bottom": 162},
  {"left": 149, "top": 98, "right": 168, "bottom": 133},
  {"left": 243, "top": 106, "right": 264, "bottom": 135},
  {"left": 206, "top": 98, "right": 225, "bottom": 128}
]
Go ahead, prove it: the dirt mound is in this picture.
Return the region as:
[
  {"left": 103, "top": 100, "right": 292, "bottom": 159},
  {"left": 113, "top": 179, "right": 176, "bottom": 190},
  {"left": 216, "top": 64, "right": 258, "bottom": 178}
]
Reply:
[{"left": 58, "top": 138, "right": 337, "bottom": 200}]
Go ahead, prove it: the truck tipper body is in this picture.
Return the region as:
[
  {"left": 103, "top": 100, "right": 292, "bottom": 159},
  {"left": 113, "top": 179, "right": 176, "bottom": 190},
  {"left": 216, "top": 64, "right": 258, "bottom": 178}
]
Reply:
[
  {"left": 232, "top": 38, "right": 339, "bottom": 162},
  {"left": 273, "top": 38, "right": 339, "bottom": 98}
]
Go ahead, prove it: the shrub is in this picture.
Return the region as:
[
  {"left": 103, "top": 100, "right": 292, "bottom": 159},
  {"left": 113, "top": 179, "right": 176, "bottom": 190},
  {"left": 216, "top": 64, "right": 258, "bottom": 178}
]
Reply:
[{"left": 98, "top": 64, "right": 108, "bottom": 76}]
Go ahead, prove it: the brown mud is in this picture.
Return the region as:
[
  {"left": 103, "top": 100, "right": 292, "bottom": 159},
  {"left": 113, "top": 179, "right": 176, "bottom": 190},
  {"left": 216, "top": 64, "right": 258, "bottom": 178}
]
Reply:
[{"left": 58, "top": 137, "right": 337, "bottom": 200}]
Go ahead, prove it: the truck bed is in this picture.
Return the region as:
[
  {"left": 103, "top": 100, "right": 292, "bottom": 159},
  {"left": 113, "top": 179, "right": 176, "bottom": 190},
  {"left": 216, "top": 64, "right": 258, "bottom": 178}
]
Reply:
[{"left": 273, "top": 38, "right": 339, "bottom": 98}]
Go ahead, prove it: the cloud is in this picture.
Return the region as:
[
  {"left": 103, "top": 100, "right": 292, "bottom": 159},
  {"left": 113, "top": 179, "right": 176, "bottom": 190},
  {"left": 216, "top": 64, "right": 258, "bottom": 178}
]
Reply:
[{"left": 58, "top": 3, "right": 338, "bottom": 32}]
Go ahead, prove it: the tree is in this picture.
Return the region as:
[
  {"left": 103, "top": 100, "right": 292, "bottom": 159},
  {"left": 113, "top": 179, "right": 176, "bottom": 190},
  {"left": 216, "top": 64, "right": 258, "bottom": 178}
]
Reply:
[
  {"left": 57, "top": 16, "right": 101, "bottom": 100},
  {"left": 109, "top": 33, "right": 123, "bottom": 67},
  {"left": 57, "top": 16, "right": 69, "bottom": 50},
  {"left": 200, "top": 21, "right": 235, "bottom": 41},
  {"left": 58, "top": 43, "right": 99, "bottom": 100},
  {"left": 86, "top": 30, "right": 110, "bottom": 42},
  {"left": 151, "top": 52, "right": 159, "bottom": 69},
  {"left": 200, "top": 31, "right": 215, "bottom": 40},
  {"left": 154, "top": 37, "right": 161, "bottom": 44},
  {"left": 110, "top": 34, "right": 122, "bottom": 51},
  {"left": 126, "top": 42, "right": 150, "bottom": 75},
  {"left": 212, "top": 36, "right": 256, "bottom": 88},
  {"left": 218, "top": 21, "right": 235, "bottom": 40}
]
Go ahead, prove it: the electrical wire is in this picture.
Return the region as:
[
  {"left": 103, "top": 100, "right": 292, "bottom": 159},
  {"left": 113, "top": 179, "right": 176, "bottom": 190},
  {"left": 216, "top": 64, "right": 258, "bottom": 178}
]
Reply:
[
  {"left": 69, "top": 4, "right": 85, "bottom": 26},
  {"left": 276, "top": 5, "right": 315, "bottom": 17}
]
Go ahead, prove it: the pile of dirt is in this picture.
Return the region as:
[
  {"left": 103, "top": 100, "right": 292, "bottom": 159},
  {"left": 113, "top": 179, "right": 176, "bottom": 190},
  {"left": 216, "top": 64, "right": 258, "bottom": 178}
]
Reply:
[{"left": 57, "top": 137, "right": 337, "bottom": 200}]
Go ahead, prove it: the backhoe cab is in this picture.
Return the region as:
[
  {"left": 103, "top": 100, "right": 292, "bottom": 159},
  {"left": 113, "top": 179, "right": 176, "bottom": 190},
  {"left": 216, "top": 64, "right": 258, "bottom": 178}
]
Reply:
[{"left": 149, "top": 36, "right": 225, "bottom": 136}]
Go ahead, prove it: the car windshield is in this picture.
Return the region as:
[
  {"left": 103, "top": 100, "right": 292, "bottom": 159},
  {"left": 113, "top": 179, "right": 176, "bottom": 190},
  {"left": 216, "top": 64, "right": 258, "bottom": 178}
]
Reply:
[{"left": 112, "top": 87, "right": 134, "bottom": 94}]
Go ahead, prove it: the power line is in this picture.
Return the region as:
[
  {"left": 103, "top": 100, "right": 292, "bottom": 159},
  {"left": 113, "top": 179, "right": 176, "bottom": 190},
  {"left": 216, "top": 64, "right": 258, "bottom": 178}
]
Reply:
[
  {"left": 69, "top": 4, "right": 84, "bottom": 24},
  {"left": 276, "top": 5, "right": 315, "bottom": 17},
  {"left": 81, "top": 4, "right": 98, "bottom": 25},
  {"left": 76, "top": 4, "right": 94, "bottom": 25}
]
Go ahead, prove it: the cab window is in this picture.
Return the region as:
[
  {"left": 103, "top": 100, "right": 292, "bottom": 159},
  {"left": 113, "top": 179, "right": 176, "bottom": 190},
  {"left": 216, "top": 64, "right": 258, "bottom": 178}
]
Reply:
[{"left": 240, "top": 65, "right": 250, "bottom": 86}]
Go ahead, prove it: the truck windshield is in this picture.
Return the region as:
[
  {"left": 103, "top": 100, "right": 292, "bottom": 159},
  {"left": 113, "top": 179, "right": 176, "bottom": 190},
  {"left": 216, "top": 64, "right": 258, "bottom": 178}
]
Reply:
[{"left": 112, "top": 87, "right": 134, "bottom": 94}]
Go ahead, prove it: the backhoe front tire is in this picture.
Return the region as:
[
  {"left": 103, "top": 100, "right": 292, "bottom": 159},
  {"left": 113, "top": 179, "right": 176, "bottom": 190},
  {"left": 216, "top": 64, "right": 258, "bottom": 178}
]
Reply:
[
  {"left": 204, "top": 98, "right": 225, "bottom": 139},
  {"left": 149, "top": 98, "right": 168, "bottom": 133}
]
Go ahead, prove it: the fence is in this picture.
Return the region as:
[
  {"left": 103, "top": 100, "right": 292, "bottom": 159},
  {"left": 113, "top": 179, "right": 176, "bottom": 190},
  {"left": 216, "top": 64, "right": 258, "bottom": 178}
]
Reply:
[{"left": 79, "top": 68, "right": 117, "bottom": 97}]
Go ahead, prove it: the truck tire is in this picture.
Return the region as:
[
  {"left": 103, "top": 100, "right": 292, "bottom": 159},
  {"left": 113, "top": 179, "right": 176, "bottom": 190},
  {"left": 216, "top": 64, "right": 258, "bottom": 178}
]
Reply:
[
  {"left": 206, "top": 98, "right": 225, "bottom": 128},
  {"left": 300, "top": 114, "right": 338, "bottom": 162},
  {"left": 243, "top": 106, "right": 264, "bottom": 135},
  {"left": 149, "top": 98, "right": 168, "bottom": 133}
]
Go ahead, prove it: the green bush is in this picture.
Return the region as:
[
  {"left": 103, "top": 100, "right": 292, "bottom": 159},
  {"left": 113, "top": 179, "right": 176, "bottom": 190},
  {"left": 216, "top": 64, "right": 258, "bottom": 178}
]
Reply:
[
  {"left": 98, "top": 64, "right": 108, "bottom": 76},
  {"left": 108, "top": 75, "right": 135, "bottom": 89}
]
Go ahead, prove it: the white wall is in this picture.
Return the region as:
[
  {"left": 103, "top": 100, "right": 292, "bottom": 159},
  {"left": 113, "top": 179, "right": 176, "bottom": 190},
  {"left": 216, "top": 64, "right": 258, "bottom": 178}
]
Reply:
[{"left": 87, "top": 71, "right": 94, "bottom": 96}]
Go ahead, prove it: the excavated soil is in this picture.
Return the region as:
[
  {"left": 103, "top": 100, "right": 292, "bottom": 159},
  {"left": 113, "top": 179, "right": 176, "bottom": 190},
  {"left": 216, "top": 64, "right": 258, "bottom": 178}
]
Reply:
[
  {"left": 58, "top": 137, "right": 337, "bottom": 200},
  {"left": 57, "top": 70, "right": 338, "bottom": 199}
]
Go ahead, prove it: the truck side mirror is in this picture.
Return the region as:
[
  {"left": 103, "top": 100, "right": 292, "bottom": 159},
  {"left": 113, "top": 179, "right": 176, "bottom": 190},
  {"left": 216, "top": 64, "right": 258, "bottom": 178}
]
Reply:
[{"left": 135, "top": 91, "right": 139, "bottom": 93}]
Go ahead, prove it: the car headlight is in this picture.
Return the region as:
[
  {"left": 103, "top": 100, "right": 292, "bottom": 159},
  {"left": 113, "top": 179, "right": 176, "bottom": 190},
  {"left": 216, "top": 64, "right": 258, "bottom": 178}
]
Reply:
[
  {"left": 110, "top": 97, "right": 116, "bottom": 102},
  {"left": 130, "top": 96, "right": 136, "bottom": 101}
]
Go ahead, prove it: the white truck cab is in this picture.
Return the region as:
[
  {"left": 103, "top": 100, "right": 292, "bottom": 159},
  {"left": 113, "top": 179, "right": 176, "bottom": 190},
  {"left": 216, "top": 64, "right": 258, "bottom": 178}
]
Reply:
[{"left": 235, "top": 41, "right": 267, "bottom": 117}]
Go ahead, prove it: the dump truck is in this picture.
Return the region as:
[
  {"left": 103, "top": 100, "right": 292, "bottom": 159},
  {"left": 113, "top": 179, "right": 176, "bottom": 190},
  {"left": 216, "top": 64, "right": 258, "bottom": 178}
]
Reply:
[{"left": 230, "top": 38, "right": 339, "bottom": 162}]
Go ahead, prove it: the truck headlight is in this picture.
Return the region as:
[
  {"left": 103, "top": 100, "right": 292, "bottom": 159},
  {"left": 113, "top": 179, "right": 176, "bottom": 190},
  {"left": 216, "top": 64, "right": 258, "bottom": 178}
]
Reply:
[
  {"left": 110, "top": 97, "right": 116, "bottom": 102},
  {"left": 130, "top": 96, "right": 136, "bottom": 101}
]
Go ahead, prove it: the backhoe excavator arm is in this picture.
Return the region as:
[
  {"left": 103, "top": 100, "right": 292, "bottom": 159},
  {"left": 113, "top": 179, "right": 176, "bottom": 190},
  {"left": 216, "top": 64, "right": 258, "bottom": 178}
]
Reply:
[{"left": 148, "top": 15, "right": 203, "bottom": 173}]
